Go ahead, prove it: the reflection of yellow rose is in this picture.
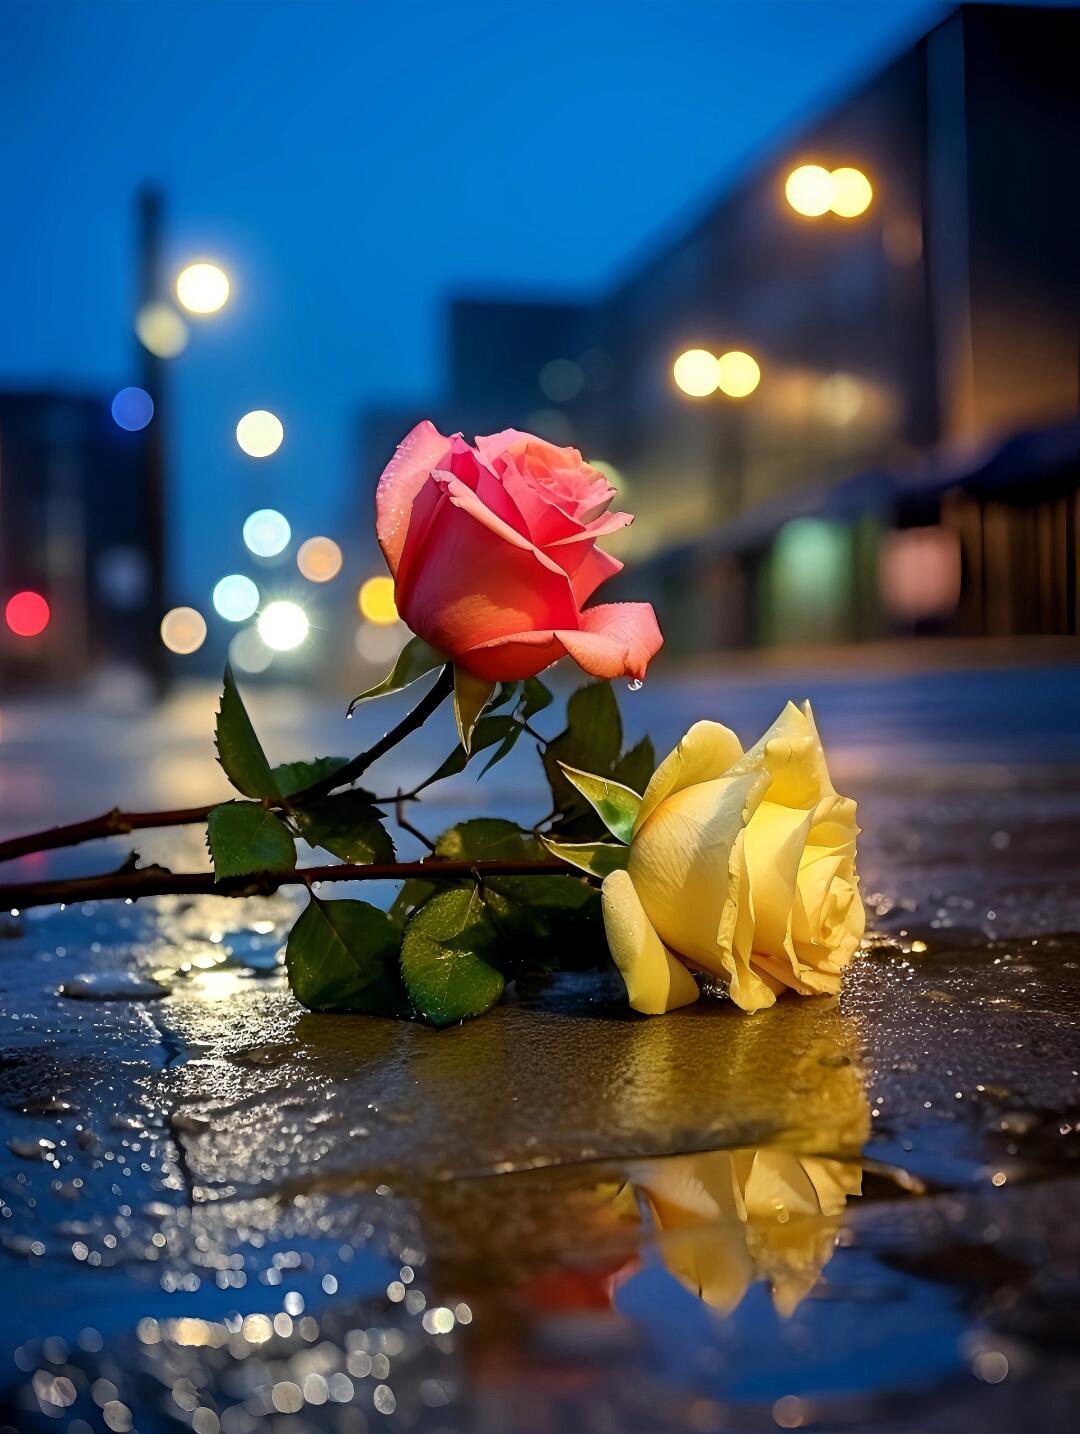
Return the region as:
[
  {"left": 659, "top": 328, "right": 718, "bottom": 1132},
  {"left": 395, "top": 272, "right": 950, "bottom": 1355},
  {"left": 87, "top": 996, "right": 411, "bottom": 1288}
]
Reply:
[
  {"left": 632, "top": 1145, "right": 862, "bottom": 1317},
  {"left": 602, "top": 700, "right": 865, "bottom": 1014}
]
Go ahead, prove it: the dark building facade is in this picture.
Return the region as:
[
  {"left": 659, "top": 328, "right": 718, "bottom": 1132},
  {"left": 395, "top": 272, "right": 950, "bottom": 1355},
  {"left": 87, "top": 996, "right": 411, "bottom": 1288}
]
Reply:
[
  {"left": 367, "top": 4, "right": 1078, "bottom": 653},
  {"left": 0, "top": 391, "right": 158, "bottom": 687}
]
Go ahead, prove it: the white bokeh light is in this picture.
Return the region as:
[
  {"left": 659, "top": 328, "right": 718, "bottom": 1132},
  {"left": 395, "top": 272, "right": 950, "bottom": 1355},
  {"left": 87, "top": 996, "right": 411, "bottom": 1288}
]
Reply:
[
  {"left": 243, "top": 510, "right": 291, "bottom": 558},
  {"left": 257, "top": 600, "right": 309, "bottom": 651},
  {"left": 212, "top": 574, "right": 260, "bottom": 622}
]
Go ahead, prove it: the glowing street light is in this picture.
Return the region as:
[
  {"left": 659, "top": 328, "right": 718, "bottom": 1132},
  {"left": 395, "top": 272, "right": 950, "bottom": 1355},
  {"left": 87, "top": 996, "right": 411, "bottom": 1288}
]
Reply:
[
  {"left": 212, "top": 574, "right": 260, "bottom": 622},
  {"left": 830, "top": 167, "right": 873, "bottom": 218},
  {"left": 160, "top": 606, "right": 207, "bottom": 654},
  {"left": 243, "top": 509, "right": 291, "bottom": 558},
  {"left": 257, "top": 600, "right": 309, "bottom": 651},
  {"left": 297, "top": 537, "right": 343, "bottom": 583},
  {"left": 716, "top": 350, "right": 761, "bottom": 398},
  {"left": 176, "top": 262, "right": 230, "bottom": 315},
  {"left": 236, "top": 410, "right": 284, "bottom": 458},
  {"left": 673, "top": 348, "right": 719, "bottom": 397},
  {"left": 358, "top": 575, "right": 398, "bottom": 626},
  {"left": 785, "top": 164, "right": 834, "bottom": 217}
]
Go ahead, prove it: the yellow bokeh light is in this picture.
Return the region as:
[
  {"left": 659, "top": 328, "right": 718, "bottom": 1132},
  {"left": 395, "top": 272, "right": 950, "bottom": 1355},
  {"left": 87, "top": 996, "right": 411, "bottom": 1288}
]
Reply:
[
  {"left": 236, "top": 410, "right": 284, "bottom": 458},
  {"left": 716, "top": 350, "right": 761, "bottom": 398},
  {"left": 673, "top": 348, "right": 719, "bottom": 398},
  {"left": 785, "top": 164, "right": 834, "bottom": 217},
  {"left": 135, "top": 302, "right": 189, "bottom": 359},
  {"left": 297, "top": 536, "right": 343, "bottom": 583},
  {"left": 830, "top": 167, "right": 873, "bottom": 218},
  {"left": 176, "top": 262, "right": 230, "bottom": 314},
  {"left": 160, "top": 606, "right": 207, "bottom": 655},
  {"left": 358, "top": 575, "right": 398, "bottom": 626},
  {"left": 257, "top": 600, "right": 309, "bottom": 651}
]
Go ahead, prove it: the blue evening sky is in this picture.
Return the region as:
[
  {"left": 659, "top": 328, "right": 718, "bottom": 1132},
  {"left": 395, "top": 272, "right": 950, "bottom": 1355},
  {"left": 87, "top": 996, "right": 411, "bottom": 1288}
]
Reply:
[{"left": 1, "top": 0, "right": 940, "bottom": 603}]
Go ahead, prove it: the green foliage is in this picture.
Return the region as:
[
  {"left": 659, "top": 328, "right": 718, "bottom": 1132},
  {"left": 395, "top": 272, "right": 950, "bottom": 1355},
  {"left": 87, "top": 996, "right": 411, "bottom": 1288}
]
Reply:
[
  {"left": 272, "top": 756, "right": 349, "bottom": 797},
  {"left": 487, "top": 682, "right": 521, "bottom": 711},
  {"left": 434, "top": 818, "right": 541, "bottom": 861},
  {"left": 521, "top": 675, "right": 554, "bottom": 719},
  {"left": 206, "top": 801, "right": 295, "bottom": 879},
  {"left": 415, "top": 715, "right": 520, "bottom": 793},
  {"left": 400, "top": 886, "right": 504, "bottom": 1026},
  {"left": 541, "top": 836, "right": 632, "bottom": 879},
  {"left": 295, "top": 793, "right": 395, "bottom": 864},
  {"left": 453, "top": 667, "right": 497, "bottom": 753},
  {"left": 543, "top": 682, "right": 655, "bottom": 838},
  {"left": 285, "top": 895, "right": 409, "bottom": 1015},
  {"left": 557, "top": 765, "right": 641, "bottom": 843},
  {"left": 348, "top": 637, "right": 447, "bottom": 713},
  {"left": 215, "top": 665, "right": 280, "bottom": 800}
]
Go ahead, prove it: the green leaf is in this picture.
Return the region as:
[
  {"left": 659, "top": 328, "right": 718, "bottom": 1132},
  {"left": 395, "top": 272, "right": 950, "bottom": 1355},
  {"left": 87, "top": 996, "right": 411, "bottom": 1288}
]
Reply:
[
  {"left": 477, "top": 721, "right": 523, "bottom": 777},
  {"left": 215, "top": 665, "right": 280, "bottom": 800},
  {"left": 285, "top": 895, "right": 409, "bottom": 1015},
  {"left": 272, "top": 756, "right": 350, "bottom": 797},
  {"left": 542, "top": 681, "right": 623, "bottom": 830},
  {"left": 435, "top": 818, "right": 543, "bottom": 861},
  {"left": 348, "top": 636, "right": 448, "bottom": 714},
  {"left": 483, "top": 874, "right": 605, "bottom": 970},
  {"left": 414, "top": 715, "right": 519, "bottom": 794},
  {"left": 389, "top": 877, "right": 441, "bottom": 928},
  {"left": 520, "top": 676, "right": 554, "bottom": 719},
  {"left": 557, "top": 764, "right": 641, "bottom": 843},
  {"left": 454, "top": 666, "right": 497, "bottom": 753},
  {"left": 295, "top": 793, "right": 395, "bottom": 864},
  {"left": 611, "top": 735, "right": 656, "bottom": 796},
  {"left": 541, "top": 836, "right": 631, "bottom": 879},
  {"left": 206, "top": 801, "right": 295, "bottom": 879},
  {"left": 400, "top": 886, "right": 504, "bottom": 1027},
  {"left": 488, "top": 681, "right": 521, "bottom": 712}
]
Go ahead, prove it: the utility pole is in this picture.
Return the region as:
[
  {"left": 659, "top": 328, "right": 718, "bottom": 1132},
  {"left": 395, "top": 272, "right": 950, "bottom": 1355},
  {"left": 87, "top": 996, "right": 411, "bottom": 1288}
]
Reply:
[{"left": 136, "top": 183, "right": 169, "bottom": 698}]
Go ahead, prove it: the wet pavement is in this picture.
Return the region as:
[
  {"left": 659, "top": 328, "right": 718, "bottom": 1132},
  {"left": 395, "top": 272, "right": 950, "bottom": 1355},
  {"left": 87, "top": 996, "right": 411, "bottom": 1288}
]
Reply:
[{"left": 0, "top": 660, "right": 1079, "bottom": 1432}]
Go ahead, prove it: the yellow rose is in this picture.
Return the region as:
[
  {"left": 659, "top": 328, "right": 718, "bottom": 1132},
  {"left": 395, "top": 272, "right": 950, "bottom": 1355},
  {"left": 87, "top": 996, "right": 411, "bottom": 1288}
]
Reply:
[
  {"left": 632, "top": 1144, "right": 863, "bottom": 1317},
  {"left": 602, "top": 700, "right": 864, "bottom": 1014}
]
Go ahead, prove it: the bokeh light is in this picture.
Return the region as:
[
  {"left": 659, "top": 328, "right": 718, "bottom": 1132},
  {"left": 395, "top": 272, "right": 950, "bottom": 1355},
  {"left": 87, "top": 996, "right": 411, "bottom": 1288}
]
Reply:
[
  {"left": 212, "top": 574, "right": 260, "bottom": 622},
  {"left": 243, "top": 509, "right": 291, "bottom": 558},
  {"left": 785, "top": 164, "right": 834, "bottom": 217},
  {"left": 135, "top": 302, "right": 189, "bottom": 359},
  {"left": 297, "top": 537, "right": 343, "bottom": 583},
  {"left": 355, "top": 620, "right": 406, "bottom": 666},
  {"left": 176, "top": 262, "right": 230, "bottom": 314},
  {"left": 257, "top": 600, "right": 309, "bottom": 651},
  {"left": 830, "top": 166, "right": 873, "bottom": 218},
  {"left": 358, "top": 575, "right": 398, "bottom": 625},
  {"left": 673, "top": 348, "right": 719, "bottom": 397},
  {"left": 229, "top": 625, "right": 273, "bottom": 674},
  {"left": 160, "top": 606, "right": 207, "bottom": 655},
  {"left": 538, "top": 358, "right": 584, "bottom": 403},
  {"left": 110, "top": 387, "right": 154, "bottom": 432},
  {"left": 5, "top": 591, "right": 50, "bottom": 638},
  {"left": 716, "top": 350, "right": 761, "bottom": 398},
  {"left": 588, "top": 459, "right": 627, "bottom": 497},
  {"left": 236, "top": 410, "right": 284, "bottom": 458}
]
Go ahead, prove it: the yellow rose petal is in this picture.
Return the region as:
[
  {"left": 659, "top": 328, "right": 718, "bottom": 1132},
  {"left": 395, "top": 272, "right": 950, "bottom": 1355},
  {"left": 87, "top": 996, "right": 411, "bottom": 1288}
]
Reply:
[
  {"left": 601, "top": 869, "right": 699, "bottom": 1014},
  {"left": 636, "top": 720, "right": 744, "bottom": 833}
]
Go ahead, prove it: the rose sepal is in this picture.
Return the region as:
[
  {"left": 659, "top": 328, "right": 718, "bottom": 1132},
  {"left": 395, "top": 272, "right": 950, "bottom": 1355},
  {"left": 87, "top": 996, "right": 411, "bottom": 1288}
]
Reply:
[
  {"left": 540, "top": 835, "right": 630, "bottom": 879},
  {"left": 556, "top": 763, "right": 642, "bottom": 843},
  {"left": 348, "top": 636, "right": 449, "bottom": 714}
]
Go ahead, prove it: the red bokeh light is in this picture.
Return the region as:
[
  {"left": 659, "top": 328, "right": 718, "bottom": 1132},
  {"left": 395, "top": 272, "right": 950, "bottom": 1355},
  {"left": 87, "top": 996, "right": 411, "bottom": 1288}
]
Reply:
[{"left": 4, "top": 591, "right": 51, "bottom": 638}]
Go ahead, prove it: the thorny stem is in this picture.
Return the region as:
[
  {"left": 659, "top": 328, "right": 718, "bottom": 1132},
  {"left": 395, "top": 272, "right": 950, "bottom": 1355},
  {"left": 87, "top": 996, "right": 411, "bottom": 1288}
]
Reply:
[
  {"left": 0, "top": 666, "right": 456, "bottom": 866},
  {"left": 0, "top": 856, "right": 578, "bottom": 913}
]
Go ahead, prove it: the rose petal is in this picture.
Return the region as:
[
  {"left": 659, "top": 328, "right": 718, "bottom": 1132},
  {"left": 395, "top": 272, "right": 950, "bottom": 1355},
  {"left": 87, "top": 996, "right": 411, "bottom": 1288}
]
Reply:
[
  {"left": 636, "top": 721, "right": 744, "bottom": 834},
  {"left": 556, "top": 602, "right": 663, "bottom": 680},
  {"left": 572, "top": 547, "right": 624, "bottom": 605},
  {"left": 375, "top": 420, "right": 452, "bottom": 576},
  {"left": 601, "top": 869, "right": 700, "bottom": 1014}
]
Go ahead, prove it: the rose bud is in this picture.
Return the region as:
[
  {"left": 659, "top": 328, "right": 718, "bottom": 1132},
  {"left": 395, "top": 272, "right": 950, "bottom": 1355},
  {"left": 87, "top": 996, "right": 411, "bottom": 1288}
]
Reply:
[
  {"left": 602, "top": 700, "right": 865, "bottom": 1014},
  {"left": 375, "top": 422, "right": 662, "bottom": 682}
]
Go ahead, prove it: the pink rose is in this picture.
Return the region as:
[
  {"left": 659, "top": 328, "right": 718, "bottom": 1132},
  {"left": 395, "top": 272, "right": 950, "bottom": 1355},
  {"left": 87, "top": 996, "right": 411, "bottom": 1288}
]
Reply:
[{"left": 375, "top": 421, "right": 663, "bottom": 682}]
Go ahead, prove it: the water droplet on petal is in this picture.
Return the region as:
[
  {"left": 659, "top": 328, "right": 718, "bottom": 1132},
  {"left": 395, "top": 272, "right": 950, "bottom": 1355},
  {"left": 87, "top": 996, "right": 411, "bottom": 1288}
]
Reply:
[{"left": 627, "top": 678, "right": 643, "bottom": 692}]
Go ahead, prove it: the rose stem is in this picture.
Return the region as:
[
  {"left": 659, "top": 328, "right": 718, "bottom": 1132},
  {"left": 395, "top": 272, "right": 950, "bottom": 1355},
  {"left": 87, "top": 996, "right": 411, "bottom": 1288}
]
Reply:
[
  {"left": 0, "top": 856, "right": 577, "bottom": 913},
  {"left": 0, "top": 665, "right": 455, "bottom": 865}
]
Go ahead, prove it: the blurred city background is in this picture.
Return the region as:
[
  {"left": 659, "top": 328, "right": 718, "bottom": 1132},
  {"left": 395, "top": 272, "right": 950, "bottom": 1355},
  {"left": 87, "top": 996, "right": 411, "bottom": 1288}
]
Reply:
[{"left": 0, "top": 0, "right": 1077, "bottom": 698}]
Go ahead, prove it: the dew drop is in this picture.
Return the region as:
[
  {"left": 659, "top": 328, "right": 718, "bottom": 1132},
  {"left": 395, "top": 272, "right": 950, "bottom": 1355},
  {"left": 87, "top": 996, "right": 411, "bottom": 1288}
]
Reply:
[{"left": 627, "top": 678, "right": 643, "bottom": 692}]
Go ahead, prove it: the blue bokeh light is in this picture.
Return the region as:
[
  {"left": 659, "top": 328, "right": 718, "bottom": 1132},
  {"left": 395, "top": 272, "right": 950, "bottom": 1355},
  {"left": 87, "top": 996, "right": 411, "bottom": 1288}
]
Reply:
[{"left": 110, "top": 386, "right": 154, "bottom": 432}]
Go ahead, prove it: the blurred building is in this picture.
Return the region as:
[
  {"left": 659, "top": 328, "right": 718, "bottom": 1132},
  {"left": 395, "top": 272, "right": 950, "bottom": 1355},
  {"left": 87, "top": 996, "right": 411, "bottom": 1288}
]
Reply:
[
  {"left": 367, "top": 2, "right": 1079, "bottom": 653},
  {"left": 0, "top": 391, "right": 158, "bottom": 688}
]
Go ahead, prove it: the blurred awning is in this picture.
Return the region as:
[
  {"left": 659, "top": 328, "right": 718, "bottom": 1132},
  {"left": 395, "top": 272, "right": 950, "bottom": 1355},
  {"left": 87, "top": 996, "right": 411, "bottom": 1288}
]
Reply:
[{"left": 650, "top": 417, "right": 1080, "bottom": 574}]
